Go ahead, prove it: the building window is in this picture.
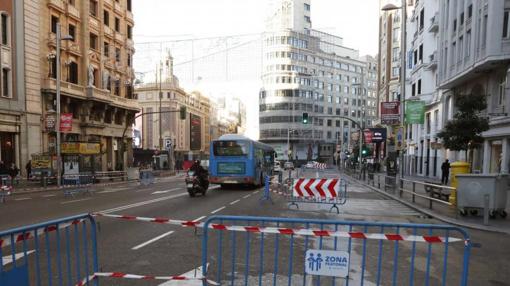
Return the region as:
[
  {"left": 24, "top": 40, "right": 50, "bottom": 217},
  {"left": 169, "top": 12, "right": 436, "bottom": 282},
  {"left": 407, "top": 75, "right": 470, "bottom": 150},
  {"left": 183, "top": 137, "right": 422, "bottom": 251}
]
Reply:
[
  {"left": 327, "top": 120, "right": 332, "bottom": 127},
  {"left": 468, "top": 4, "right": 473, "bottom": 18},
  {"left": 503, "top": 10, "right": 510, "bottom": 38},
  {"left": 1, "top": 68, "right": 10, "bottom": 98},
  {"left": 68, "top": 62, "right": 78, "bottom": 84},
  {"left": 51, "top": 15, "right": 59, "bottom": 34},
  {"left": 127, "top": 25, "right": 132, "bottom": 39},
  {"left": 417, "top": 79, "right": 422, "bottom": 95},
  {"left": 336, "top": 120, "right": 340, "bottom": 127},
  {"left": 115, "top": 48, "right": 121, "bottom": 62},
  {"left": 115, "top": 17, "right": 120, "bottom": 32},
  {"left": 304, "top": 16, "right": 311, "bottom": 23},
  {"left": 1, "top": 13, "right": 8, "bottom": 46},
  {"left": 458, "top": 36, "right": 463, "bottom": 61},
  {"left": 104, "top": 42, "right": 109, "bottom": 57},
  {"left": 419, "top": 8, "right": 425, "bottom": 30},
  {"left": 104, "top": 10, "right": 110, "bottom": 26},
  {"left": 90, "top": 33, "right": 98, "bottom": 50},
  {"left": 499, "top": 76, "right": 507, "bottom": 108},
  {"left": 392, "top": 47, "right": 400, "bottom": 62},
  {"left": 412, "top": 83, "right": 416, "bottom": 96},
  {"left": 453, "top": 19, "right": 457, "bottom": 32},
  {"left": 392, "top": 67, "right": 399, "bottom": 77},
  {"left": 392, "top": 27, "right": 400, "bottom": 42},
  {"left": 68, "top": 0, "right": 75, "bottom": 5},
  {"left": 419, "top": 44, "right": 423, "bottom": 63},
  {"left": 127, "top": 0, "right": 132, "bottom": 11},
  {"left": 114, "top": 80, "right": 120, "bottom": 96},
  {"left": 127, "top": 53, "right": 132, "bottom": 67},
  {"left": 49, "top": 57, "right": 57, "bottom": 79},
  {"left": 90, "top": 0, "right": 98, "bottom": 17},
  {"left": 466, "top": 30, "right": 471, "bottom": 57},
  {"left": 460, "top": 12, "right": 464, "bottom": 25},
  {"left": 68, "top": 24, "right": 76, "bottom": 42},
  {"left": 304, "top": 3, "right": 310, "bottom": 11}
]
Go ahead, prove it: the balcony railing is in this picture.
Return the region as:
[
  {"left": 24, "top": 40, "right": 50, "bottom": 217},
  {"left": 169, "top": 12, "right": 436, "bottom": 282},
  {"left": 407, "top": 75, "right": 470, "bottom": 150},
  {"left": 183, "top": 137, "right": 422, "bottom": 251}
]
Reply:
[
  {"left": 66, "top": 3, "right": 80, "bottom": 20},
  {"left": 425, "top": 51, "right": 438, "bottom": 70},
  {"left": 428, "top": 13, "right": 439, "bottom": 33},
  {"left": 48, "top": 0, "right": 65, "bottom": 12}
]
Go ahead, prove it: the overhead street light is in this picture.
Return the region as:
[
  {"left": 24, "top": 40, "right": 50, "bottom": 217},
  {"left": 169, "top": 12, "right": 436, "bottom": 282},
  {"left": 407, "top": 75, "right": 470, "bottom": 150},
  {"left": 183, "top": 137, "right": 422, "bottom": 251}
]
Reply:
[
  {"left": 55, "top": 23, "right": 73, "bottom": 187},
  {"left": 381, "top": 3, "right": 401, "bottom": 11}
]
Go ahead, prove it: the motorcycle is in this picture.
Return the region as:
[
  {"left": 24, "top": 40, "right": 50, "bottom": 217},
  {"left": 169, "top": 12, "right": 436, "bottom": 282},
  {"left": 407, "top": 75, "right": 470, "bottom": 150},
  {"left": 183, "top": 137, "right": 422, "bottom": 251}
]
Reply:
[{"left": 185, "top": 170, "right": 209, "bottom": 197}]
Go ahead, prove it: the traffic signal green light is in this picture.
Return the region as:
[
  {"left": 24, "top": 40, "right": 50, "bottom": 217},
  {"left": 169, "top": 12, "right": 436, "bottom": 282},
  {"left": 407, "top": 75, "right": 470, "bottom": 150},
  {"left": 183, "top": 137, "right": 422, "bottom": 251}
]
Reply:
[
  {"left": 179, "top": 106, "right": 187, "bottom": 120},
  {"left": 302, "top": 112, "right": 309, "bottom": 124},
  {"left": 361, "top": 146, "right": 370, "bottom": 156}
]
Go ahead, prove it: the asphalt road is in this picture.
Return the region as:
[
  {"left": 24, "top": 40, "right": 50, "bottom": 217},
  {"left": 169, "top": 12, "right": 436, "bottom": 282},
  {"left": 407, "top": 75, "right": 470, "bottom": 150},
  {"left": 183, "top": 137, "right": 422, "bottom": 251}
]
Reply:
[{"left": 1, "top": 170, "right": 509, "bottom": 285}]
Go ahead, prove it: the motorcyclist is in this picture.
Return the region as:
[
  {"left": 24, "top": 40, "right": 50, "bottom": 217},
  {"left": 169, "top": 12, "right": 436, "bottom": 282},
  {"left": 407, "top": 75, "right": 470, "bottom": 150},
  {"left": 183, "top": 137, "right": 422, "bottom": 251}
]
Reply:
[{"left": 190, "top": 160, "right": 208, "bottom": 190}]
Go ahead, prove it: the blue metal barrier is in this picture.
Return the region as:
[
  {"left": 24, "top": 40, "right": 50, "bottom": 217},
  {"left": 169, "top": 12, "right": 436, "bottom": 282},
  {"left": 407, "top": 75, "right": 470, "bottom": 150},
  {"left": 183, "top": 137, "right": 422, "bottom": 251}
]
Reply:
[
  {"left": 202, "top": 215, "right": 471, "bottom": 286},
  {"left": 62, "top": 175, "right": 93, "bottom": 197},
  {"left": 0, "top": 214, "right": 99, "bottom": 286},
  {"left": 259, "top": 175, "right": 273, "bottom": 204},
  {"left": 140, "top": 169, "right": 155, "bottom": 186}
]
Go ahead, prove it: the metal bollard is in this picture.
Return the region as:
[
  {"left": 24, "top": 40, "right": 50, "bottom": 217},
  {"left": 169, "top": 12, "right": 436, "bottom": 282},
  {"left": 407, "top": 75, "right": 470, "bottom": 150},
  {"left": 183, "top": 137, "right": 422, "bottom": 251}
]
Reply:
[
  {"left": 412, "top": 182, "right": 416, "bottom": 203},
  {"left": 483, "top": 194, "right": 490, "bottom": 226}
]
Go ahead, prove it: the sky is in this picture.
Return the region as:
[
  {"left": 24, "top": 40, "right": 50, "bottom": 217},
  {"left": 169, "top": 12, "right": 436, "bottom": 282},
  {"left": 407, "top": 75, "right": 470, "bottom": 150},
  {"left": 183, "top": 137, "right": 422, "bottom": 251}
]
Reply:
[{"left": 133, "top": 0, "right": 380, "bottom": 139}]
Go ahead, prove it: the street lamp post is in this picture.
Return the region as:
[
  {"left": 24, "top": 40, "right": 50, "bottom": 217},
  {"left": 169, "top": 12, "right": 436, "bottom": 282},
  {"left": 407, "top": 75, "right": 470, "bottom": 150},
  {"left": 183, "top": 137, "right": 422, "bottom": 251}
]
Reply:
[
  {"left": 55, "top": 24, "right": 73, "bottom": 187},
  {"left": 287, "top": 129, "right": 296, "bottom": 161},
  {"left": 382, "top": 0, "right": 407, "bottom": 178}
]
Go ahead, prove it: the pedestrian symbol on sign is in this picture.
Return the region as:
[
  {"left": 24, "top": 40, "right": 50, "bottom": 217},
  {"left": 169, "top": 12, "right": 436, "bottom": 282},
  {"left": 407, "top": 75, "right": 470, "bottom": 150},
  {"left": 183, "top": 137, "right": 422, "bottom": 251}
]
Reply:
[{"left": 305, "top": 249, "right": 349, "bottom": 277}]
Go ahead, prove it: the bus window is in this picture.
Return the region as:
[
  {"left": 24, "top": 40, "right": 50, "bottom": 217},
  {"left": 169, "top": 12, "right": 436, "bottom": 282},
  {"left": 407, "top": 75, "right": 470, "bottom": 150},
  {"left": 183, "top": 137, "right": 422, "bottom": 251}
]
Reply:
[{"left": 213, "top": 141, "right": 248, "bottom": 156}]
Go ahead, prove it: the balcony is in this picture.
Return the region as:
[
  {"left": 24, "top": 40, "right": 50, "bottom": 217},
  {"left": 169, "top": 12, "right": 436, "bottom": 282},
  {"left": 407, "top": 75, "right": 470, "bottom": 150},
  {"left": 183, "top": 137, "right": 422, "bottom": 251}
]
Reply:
[
  {"left": 111, "top": 96, "right": 140, "bottom": 111},
  {"left": 114, "top": 1, "right": 123, "bottom": 14},
  {"left": 428, "top": 13, "right": 439, "bottom": 33},
  {"left": 43, "top": 78, "right": 86, "bottom": 99},
  {"left": 86, "top": 87, "right": 112, "bottom": 104},
  {"left": 66, "top": 3, "right": 80, "bottom": 20},
  {"left": 104, "top": 25, "right": 113, "bottom": 38},
  {"left": 126, "top": 10, "right": 134, "bottom": 23},
  {"left": 89, "top": 17, "right": 100, "bottom": 32},
  {"left": 425, "top": 51, "right": 438, "bottom": 70},
  {"left": 104, "top": 0, "right": 113, "bottom": 8},
  {"left": 48, "top": 0, "right": 65, "bottom": 12},
  {"left": 65, "top": 42, "right": 82, "bottom": 56},
  {"left": 126, "top": 38, "right": 134, "bottom": 49},
  {"left": 115, "top": 32, "right": 124, "bottom": 43}
]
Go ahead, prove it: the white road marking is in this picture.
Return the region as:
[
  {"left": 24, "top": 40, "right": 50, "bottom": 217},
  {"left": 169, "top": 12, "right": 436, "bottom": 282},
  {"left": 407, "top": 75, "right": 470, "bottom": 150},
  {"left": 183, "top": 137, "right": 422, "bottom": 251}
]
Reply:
[
  {"left": 210, "top": 206, "right": 226, "bottom": 214},
  {"left": 152, "top": 187, "right": 181, "bottom": 195},
  {"left": 61, "top": 198, "right": 92, "bottom": 204},
  {"left": 243, "top": 194, "right": 251, "bottom": 199},
  {"left": 131, "top": 230, "right": 175, "bottom": 250},
  {"left": 2, "top": 250, "right": 35, "bottom": 266},
  {"left": 193, "top": 216, "right": 206, "bottom": 222},
  {"left": 99, "top": 192, "right": 187, "bottom": 214},
  {"left": 98, "top": 188, "right": 130, "bottom": 194},
  {"left": 159, "top": 264, "right": 209, "bottom": 285},
  {"left": 253, "top": 191, "right": 260, "bottom": 194},
  {"left": 42, "top": 194, "right": 57, "bottom": 198},
  {"left": 229, "top": 199, "right": 240, "bottom": 205},
  {"left": 14, "top": 197, "right": 31, "bottom": 201}
]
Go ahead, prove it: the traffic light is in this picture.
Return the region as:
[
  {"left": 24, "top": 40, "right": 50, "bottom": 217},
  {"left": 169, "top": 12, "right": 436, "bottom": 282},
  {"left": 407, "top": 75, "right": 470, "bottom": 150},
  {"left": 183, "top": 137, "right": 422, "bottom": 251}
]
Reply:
[
  {"left": 361, "top": 146, "right": 370, "bottom": 157},
  {"left": 179, "top": 106, "right": 187, "bottom": 120},
  {"left": 302, "top": 112, "right": 309, "bottom": 124}
]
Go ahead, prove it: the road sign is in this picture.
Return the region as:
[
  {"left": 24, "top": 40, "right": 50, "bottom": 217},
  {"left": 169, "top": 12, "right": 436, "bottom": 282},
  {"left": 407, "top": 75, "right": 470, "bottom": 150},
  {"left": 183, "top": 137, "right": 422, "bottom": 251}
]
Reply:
[
  {"left": 305, "top": 249, "right": 349, "bottom": 277},
  {"left": 164, "top": 139, "right": 172, "bottom": 150},
  {"left": 293, "top": 178, "right": 340, "bottom": 198}
]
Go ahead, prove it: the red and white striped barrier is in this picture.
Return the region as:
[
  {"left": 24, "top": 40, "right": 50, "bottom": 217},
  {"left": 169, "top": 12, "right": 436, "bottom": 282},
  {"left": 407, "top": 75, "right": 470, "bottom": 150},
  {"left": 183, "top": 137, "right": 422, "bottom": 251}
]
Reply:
[
  {"left": 0, "top": 219, "right": 85, "bottom": 248},
  {"left": 312, "top": 162, "right": 327, "bottom": 169},
  {"left": 93, "top": 213, "right": 463, "bottom": 244},
  {"left": 75, "top": 272, "right": 219, "bottom": 286},
  {"left": 293, "top": 178, "right": 340, "bottom": 198}
]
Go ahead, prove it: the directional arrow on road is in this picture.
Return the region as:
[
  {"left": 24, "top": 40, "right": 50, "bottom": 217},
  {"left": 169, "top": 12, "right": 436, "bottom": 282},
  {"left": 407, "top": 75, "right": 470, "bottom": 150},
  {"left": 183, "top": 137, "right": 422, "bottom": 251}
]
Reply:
[
  {"left": 2, "top": 250, "right": 35, "bottom": 266},
  {"left": 159, "top": 263, "right": 209, "bottom": 286},
  {"left": 152, "top": 188, "right": 181, "bottom": 195}
]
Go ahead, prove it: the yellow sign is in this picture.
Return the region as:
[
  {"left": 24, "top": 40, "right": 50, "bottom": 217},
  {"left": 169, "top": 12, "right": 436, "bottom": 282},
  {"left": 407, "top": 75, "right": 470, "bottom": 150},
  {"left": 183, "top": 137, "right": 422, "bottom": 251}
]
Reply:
[
  {"left": 31, "top": 154, "right": 52, "bottom": 169},
  {"left": 61, "top": 143, "right": 100, "bottom": 155}
]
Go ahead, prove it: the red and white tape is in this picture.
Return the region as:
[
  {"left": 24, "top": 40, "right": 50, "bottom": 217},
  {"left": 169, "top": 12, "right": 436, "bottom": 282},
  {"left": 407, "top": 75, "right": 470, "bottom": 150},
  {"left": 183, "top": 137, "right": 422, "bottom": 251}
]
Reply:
[
  {"left": 75, "top": 272, "right": 218, "bottom": 286},
  {"left": 0, "top": 219, "right": 85, "bottom": 248},
  {"left": 94, "top": 213, "right": 463, "bottom": 244}
]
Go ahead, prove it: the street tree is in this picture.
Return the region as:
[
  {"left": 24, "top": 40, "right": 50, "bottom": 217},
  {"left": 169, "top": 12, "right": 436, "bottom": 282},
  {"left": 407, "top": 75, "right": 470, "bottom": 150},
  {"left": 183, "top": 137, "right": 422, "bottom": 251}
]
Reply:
[{"left": 437, "top": 92, "right": 489, "bottom": 163}]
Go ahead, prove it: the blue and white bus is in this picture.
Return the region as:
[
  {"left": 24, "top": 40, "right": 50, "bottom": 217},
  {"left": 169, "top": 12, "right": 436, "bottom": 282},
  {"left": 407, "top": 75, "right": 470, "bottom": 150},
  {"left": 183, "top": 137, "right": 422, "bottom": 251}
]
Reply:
[{"left": 209, "top": 134, "right": 276, "bottom": 187}]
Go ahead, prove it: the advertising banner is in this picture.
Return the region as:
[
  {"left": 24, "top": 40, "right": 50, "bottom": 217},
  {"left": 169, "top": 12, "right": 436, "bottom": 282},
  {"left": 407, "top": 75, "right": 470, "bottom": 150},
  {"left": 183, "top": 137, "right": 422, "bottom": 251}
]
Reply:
[
  {"left": 405, "top": 101, "right": 426, "bottom": 124},
  {"left": 60, "top": 113, "right": 73, "bottom": 132},
  {"left": 369, "top": 128, "right": 387, "bottom": 143},
  {"left": 190, "top": 114, "right": 202, "bottom": 151},
  {"left": 363, "top": 129, "right": 373, "bottom": 143},
  {"left": 381, "top": 102, "right": 400, "bottom": 125},
  {"left": 61, "top": 143, "right": 100, "bottom": 154}
]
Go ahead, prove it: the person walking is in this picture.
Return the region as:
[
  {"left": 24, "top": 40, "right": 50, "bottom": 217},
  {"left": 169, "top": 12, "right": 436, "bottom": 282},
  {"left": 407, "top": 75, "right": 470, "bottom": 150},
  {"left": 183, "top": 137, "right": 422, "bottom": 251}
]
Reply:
[
  {"left": 441, "top": 159, "right": 451, "bottom": 185},
  {"left": 25, "top": 160, "right": 32, "bottom": 179}
]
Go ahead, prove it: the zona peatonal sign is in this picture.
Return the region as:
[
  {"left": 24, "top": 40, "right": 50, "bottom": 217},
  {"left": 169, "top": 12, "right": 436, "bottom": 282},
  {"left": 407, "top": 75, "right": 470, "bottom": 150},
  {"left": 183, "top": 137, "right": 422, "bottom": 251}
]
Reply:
[
  {"left": 405, "top": 100, "right": 426, "bottom": 124},
  {"left": 380, "top": 102, "right": 400, "bottom": 125},
  {"left": 305, "top": 249, "right": 350, "bottom": 277}
]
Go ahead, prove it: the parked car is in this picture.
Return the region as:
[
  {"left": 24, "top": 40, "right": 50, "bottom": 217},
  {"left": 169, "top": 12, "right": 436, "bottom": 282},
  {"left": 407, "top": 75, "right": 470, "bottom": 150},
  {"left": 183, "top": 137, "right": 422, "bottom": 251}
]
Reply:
[
  {"left": 283, "top": 161, "right": 295, "bottom": 170},
  {"left": 305, "top": 161, "right": 315, "bottom": 168}
]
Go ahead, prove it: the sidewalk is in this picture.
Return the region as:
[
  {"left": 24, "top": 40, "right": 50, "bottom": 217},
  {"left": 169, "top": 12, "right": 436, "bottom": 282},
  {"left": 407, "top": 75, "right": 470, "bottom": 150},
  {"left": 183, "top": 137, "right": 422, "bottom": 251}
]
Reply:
[{"left": 346, "top": 171, "right": 510, "bottom": 234}]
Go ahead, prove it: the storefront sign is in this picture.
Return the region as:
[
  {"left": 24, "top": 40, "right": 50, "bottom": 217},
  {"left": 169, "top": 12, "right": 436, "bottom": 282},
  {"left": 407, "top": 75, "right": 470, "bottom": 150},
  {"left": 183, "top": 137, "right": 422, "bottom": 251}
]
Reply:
[
  {"left": 381, "top": 102, "right": 401, "bottom": 125},
  {"left": 190, "top": 114, "right": 202, "bottom": 151},
  {"left": 45, "top": 114, "right": 56, "bottom": 132},
  {"left": 60, "top": 113, "right": 73, "bottom": 132},
  {"left": 369, "top": 128, "right": 387, "bottom": 143},
  {"left": 61, "top": 143, "right": 100, "bottom": 155},
  {"left": 31, "top": 154, "right": 52, "bottom": 169},
  {"left": 405, "top": 101, "right": 425, "bottom": 124}
]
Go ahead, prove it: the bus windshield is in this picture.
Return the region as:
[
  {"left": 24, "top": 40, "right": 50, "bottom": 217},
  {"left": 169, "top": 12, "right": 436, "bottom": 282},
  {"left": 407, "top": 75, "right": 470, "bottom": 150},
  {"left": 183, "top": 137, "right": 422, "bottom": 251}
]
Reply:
[{"left": 213, "top": 141, "right": 248, "bottom": 156}]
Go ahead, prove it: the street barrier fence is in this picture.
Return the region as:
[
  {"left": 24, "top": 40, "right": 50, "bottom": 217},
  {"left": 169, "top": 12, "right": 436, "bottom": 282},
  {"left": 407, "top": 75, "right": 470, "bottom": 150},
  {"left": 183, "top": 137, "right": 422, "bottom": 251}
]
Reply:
[
  {"left": 289, "top": 178, "right": 347, "bottom": 214},
  {"left": 201, "top": 215, "right": 471, "bottom": 286},
  {"left": 140, "top": 169, "right": 155, "bottom": 185},
  {"left": 0, "top": 214, "right": 98, "bottom": 286},
  {"left": 62, "top": 174, "right": 94, "bottom": 197}
]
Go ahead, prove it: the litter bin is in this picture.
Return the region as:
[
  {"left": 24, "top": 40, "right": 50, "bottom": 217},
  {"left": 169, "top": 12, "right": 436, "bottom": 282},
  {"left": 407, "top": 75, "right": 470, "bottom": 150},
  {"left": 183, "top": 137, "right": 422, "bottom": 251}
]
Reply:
[
  {"left": 456, "top": 174, "right": 508, "bottom": 218},
  {"left": 449, "top": 161, "right": 470, "bottom": 205}
]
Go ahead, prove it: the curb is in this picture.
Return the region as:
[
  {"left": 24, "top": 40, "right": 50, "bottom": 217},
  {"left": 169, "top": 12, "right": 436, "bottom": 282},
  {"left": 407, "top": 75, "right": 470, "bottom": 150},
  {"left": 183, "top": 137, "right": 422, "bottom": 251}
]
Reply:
[{"left": 344, "top": 174, "right": 510, "bottom": 235}]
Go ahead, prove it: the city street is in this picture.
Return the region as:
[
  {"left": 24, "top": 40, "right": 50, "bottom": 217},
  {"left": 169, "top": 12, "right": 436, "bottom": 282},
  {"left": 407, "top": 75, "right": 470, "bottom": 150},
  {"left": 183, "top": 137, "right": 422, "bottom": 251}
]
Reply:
[{"left": 1, "top": 171, "right": 509, "bottom": 285}]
